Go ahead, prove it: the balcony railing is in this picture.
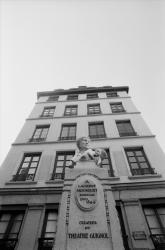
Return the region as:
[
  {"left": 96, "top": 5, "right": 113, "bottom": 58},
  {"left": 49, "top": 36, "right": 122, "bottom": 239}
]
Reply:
[
  {"left": 119, "top": 132, "right": 137, "bottom": 137},
  {"left": 59, "top": 136, "right": 76, "bottom": 141},
  {"left": 88, "top": 111, "right": 101, "bottom": 115},
  {"left": 89, "top": 134, "right": 106, "bottom": 139},
  {"left": 40, "top": 114, "right": 54, "bottom": 118},
  {"left": 50, "top": 172, "right": 64, "bottom": 180},
  {"left": 151, "top": 234, "right": 165, "bottom": 250},
  {"left": 112, "top": 109, "right": 126, "bottom": 113},
  {"left": 38, "top": 237, "right": 54, "bottom": 250},
  {"left": 11, "top": 173, "right": 35, "bottom": 182},
  {"left": 29, "top": 138, "right": 46, "bottom": 142},
  {"left": 0, "top": 238, "right": 18, "bottom": 250},
  {"left": 132, "top": 168, "right": 155, "bottom": 176}
]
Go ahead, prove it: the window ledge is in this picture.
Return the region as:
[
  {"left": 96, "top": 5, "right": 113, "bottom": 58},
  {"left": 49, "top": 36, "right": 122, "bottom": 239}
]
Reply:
[
  {"left": 128, "top": 174, "right": 162, "bottom": 180},
  {"left": 5, "top": 181, "right": 38, "bottom": 185}
]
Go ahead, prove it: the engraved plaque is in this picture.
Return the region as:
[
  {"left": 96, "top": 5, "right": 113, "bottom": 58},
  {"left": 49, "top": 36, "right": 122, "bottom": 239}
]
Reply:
[{"left": 75, "top": 178, "right": 98, "bottom": 211}]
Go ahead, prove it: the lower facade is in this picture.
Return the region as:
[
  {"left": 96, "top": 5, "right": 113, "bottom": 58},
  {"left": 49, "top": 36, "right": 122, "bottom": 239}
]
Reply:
[{"left": 0, "top": 170, "right": 165, "bottom": 250}]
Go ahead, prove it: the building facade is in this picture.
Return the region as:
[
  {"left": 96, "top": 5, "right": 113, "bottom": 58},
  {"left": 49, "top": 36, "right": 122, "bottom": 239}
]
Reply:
[{"left": 0, "top": 85, "right": 165, "bottom": 250}]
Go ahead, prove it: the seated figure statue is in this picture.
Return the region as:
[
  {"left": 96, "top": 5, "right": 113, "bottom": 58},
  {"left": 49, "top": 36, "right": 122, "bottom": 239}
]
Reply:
[{"left": 68, "top": 137, "right": 107, "bottom": 168}]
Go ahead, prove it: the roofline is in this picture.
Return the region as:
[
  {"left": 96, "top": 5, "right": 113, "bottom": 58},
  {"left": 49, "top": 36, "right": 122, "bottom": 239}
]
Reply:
[{"left": 37, "top": 86, "right": 129, "bottom": 99}]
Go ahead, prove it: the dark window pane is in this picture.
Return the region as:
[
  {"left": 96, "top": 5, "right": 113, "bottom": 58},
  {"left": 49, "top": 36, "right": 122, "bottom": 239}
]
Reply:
[
  {"left": 31, "top": 125, "right": 49, "bottom": 142},
  {"left": 137, "top": 156, "right": 145, "bottom": 162},
  {"left": 39, "top": 210, "right": 58, "bottom": 250},
  {"left": 106, "top": 92, "right": 118, "bottom": 97},
  {"left": 47, "top": 95, "right": 59, "bottom": 102},
  {"left": 64, "top": 105, "right": 77, "bottom": 116},
  {"left": 100, "top": 149, "right": 114, "bottom": 177},
  {"left": 60, "top": 124, "right": 76, "bottom": 140},
  {"left": 42, "top": 107, "right": 55, "bottom": 117},
  {"left": 13, "top": 153, "right": 41, "bottom": 181},
  {"left": 56, "top": 161, "right": 64, "bottom": 167},
  {"left": 52, "top": 152, "right": 75, "bottom": 180},
  {"left": 67, "top": 94, "right": 78, "bottom": 100},
  {"left": 135, "top": 151, "right": 143, "bottom": 156},
  {"left": 57, "top": 155, "right": 64, "bottom": 161},
  {"left": 125, "top": 147, "right": 153, "bottom": 176},
  {"left": 127, "top": 152, "right": 134, "bottom": 157},
  {"left": 33, "top": 156, "right": 40, "bottom": 161},
  {"left": 110, "top": 103, "right": 125, "bottom": 113},
  {"left": 24, "top": 156, "right": 31, "bottom": 162},
  {"left": 0, "top": 222, "right": 8, "bottom": 234},
  {"left": 61, "top": 127, "right": 68, "bottom": 137},
  {"left": 88, "top": 104, "right": 101, "bottom": 114},
  {"left": 0, "top": 211, "right": 24, "bottom": 242},
  {"left": 129, "top": 157, "right": 136, "bottom": 163},
  {"left": 116, "top": 120, "right": 136, "bottom": 136},
  {"left": 21, "top": 163, "right": 29, "bottom": 169},
  {"left": 140, "top": 162, "right": 149, "bottom": 168},
  {"left": 89, "top": 122, "right": 105, "bottom": 138},
  {"left": 55, "top": 168, "right": 63, "bottom": 173},
  {"left": 87, "top": 93, "right": 98, "bottom": 99},
  {"left": 130, "top": 163, "right": 138, "bottom": 169}
]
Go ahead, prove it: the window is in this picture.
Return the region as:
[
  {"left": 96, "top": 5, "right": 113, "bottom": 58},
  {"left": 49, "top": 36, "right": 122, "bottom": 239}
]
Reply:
[
  {"left": 116, "top": 120, "right": 136, "bottom": 137},
  {"left": 106, "top": 92, "right": 118, "bottom": 98},
  {"left": 116, "top": 205, "right": 130, "bottom": 250},
  {"left": 52, "top": 151, "right": 75, "bottom": 180},
  {"left": 87, "top": 93, "right": 98, "bottom": 99},
  {"left": 38, "top": 209, "right": 58, "bottom": 250},
  {"left": 0, "top": 211, "right": 25, "bottom": 250},
  {"left": 64, "top": 105, "right": 77, "bottom": 116},
  {"left": 47, "top": 95, "right": 59, "bottom": 102},
  {"left": 87, "top": 104, "right": 101, "bottom": 115},
  {"left": 30, "top": 125, "right": 50, "bottom": 142},
  {"left": 143, "top": 206, "right": 165, "bottom": 249},
  {"left": 101, "top": 149, "right": 114, "bottom": 177},
  {"left": 88, "top": 122, "right": 106, "bottom": 139},
  {"left": 125, "top": 147, "right": 154, "bottom": 176},
  {"left": 110, "top": 102, "right": 125, "bottom": 113},
  {"left": 67, "top": 94, "right": 78, "bottom": 101},
  {"left": 12, "top": 153, "right": 41, "bottom": 181},
  {"left": 59, "top": 124, "right": 76, "bottom": 140},
  {"left": 41, "top": 107, "right": 55, "bottom": 117}
]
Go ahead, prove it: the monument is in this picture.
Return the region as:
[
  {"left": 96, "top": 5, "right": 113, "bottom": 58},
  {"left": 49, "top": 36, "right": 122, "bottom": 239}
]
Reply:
[{"left": 54, "top": 137, "right": 124, "bottom": 250}]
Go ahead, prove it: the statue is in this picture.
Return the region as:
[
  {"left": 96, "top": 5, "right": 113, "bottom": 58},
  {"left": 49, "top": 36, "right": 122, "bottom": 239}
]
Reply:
[{"left": 68, "top": 137, "right": 107, "bottom": 168}]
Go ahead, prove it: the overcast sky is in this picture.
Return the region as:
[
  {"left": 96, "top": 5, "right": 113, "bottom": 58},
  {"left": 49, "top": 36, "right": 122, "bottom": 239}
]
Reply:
[{"left": 0, "top": 0, "right": 165, "bottom": 165}]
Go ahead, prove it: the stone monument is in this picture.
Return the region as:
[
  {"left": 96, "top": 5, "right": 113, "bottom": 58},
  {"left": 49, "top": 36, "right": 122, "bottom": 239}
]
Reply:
[{"left": 54, "top": 137, "right": 124, "bottom": 250}]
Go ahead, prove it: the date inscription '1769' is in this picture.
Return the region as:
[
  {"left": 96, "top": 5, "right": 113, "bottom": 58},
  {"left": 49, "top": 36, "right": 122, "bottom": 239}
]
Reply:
[{"left": 75, "top": 178, "right": 98, "bottom": 211}]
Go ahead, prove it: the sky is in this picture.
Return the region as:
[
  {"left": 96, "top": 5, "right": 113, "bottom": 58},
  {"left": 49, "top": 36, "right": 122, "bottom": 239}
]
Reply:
[{"left": 0, "top": 0, "right": 165, "bottom": 165}]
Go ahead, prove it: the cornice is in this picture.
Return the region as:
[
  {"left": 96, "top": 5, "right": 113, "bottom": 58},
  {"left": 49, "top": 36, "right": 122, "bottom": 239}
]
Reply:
[
  {"left": 111, "top": 180, "right": 165, "bottom": 191},
  {"left": 0, "top": 186, "right": 63, "bottom": 195},
  {"left": 1, "top": 179, "right": 164, "bottom": 195},
  {"left": 26, "top": 112, "right": 141, "bottom": 121},
  {"left": 36, "top": 96, "right": 131, "bottom": 104},
  {"left": 12, "top": 135, "right": 156, "bottom": 146},
  {"left": 37, "top": 86, "right": 129, "bottom": 99}
]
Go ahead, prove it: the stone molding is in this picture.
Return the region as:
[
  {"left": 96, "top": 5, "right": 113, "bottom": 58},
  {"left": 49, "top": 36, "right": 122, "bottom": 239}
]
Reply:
[
  {"left": 12, "top": 135, "right": 156, "bottom": 146},
  {"left": 26, "top": 111, "right": 141, "bottom": 121}
]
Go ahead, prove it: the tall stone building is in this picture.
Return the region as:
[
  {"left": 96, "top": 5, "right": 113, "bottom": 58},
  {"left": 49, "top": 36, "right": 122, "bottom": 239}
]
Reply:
[{"left": 0, "top": 85, "right": 165, "bottom": 250}]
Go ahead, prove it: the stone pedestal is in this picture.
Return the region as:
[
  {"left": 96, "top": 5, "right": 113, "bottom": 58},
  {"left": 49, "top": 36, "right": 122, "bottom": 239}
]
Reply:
[{"left": 54, "top": 162, "right": 124, "bottom": 250}]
